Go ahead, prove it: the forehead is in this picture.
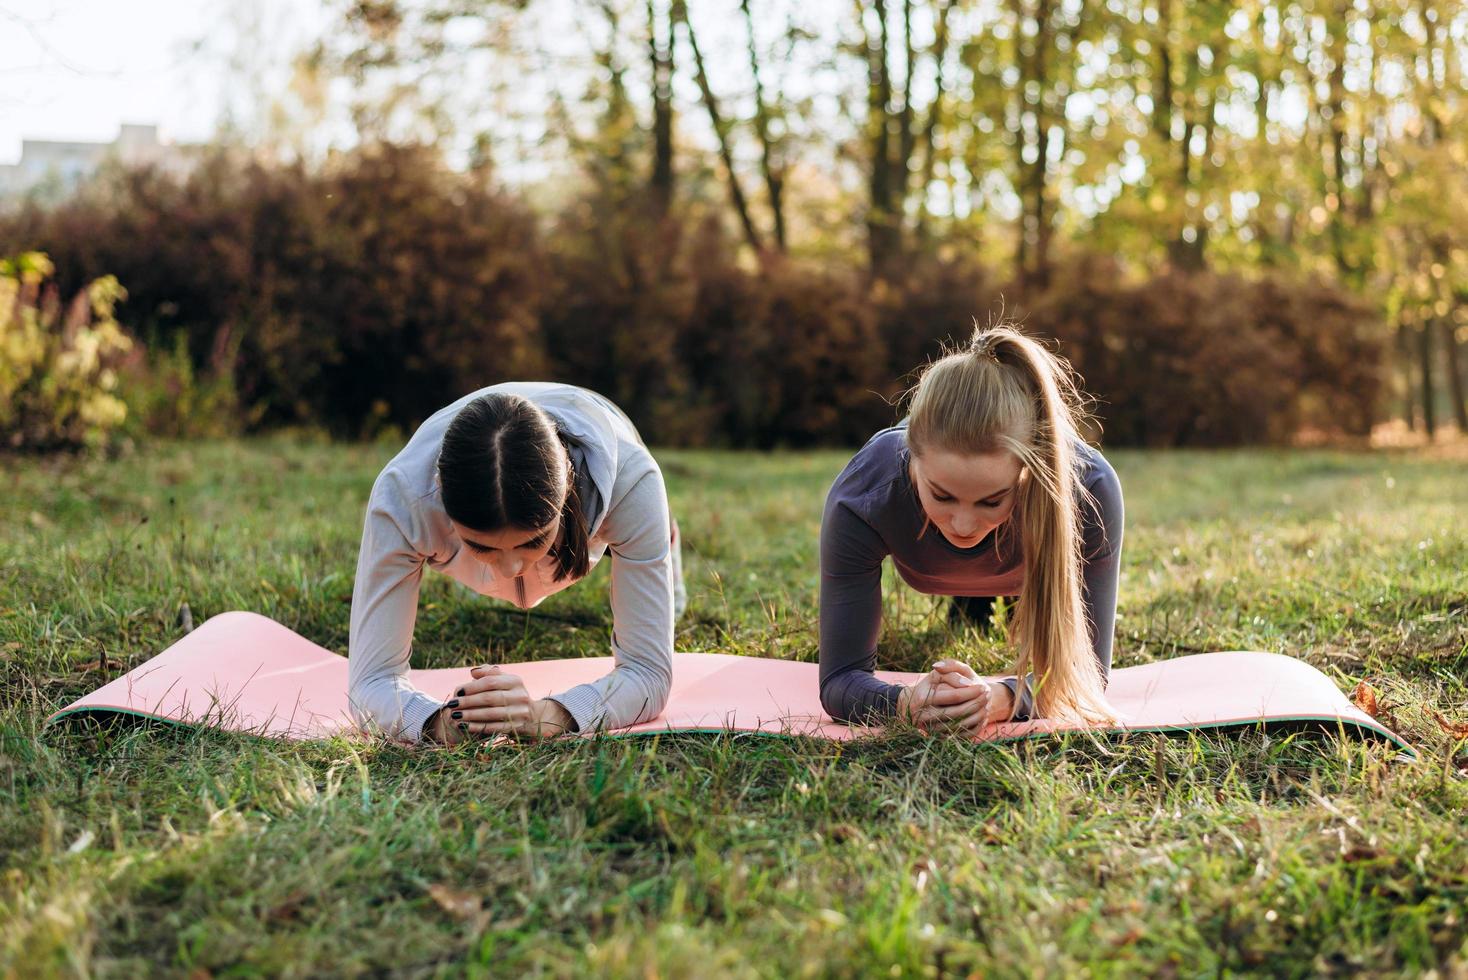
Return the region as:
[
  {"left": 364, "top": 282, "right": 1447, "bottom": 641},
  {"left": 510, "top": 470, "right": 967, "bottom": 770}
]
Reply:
[
  {"left": 452, "top": 520, "right": 554, "bottom": 550},
  {"left": 914, "top": 449, "right": 1021, "bottom": 499}
]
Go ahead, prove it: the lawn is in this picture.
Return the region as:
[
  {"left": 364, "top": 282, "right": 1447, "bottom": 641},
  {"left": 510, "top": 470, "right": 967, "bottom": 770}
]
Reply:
[{"left": 1, "top": 437, "right": 1465, "bottom": 977}]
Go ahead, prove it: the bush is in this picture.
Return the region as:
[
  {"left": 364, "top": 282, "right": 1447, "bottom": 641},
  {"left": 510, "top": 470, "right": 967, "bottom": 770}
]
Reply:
[
  {"left": 0, "top": 252, "right": 132, "bottom": 451},
  {"left": 1022, "top": 253, "right": 1386, "bottom": 446},
  {"left": 116, "top": 326, "right": 245, "bottom": 439},
  {"left": 0, "top": 147, "right": 1389, "bottom": 448},
  {"left": 679, "top": 225, "right": 890, "bottom": 447},
  {"left": 1, "top": 145, "right": 548, "bottom": 436}
]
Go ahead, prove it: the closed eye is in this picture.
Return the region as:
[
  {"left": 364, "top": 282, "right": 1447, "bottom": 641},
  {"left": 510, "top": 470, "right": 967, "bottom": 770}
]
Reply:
[{"left": 465, "top": 533, "right": 549, "bottom": 554}]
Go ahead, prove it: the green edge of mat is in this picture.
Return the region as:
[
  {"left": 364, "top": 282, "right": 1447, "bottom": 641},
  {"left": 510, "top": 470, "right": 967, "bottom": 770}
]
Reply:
[{"left": 45, "top": 705, "right": 1420, "bottom": 760}]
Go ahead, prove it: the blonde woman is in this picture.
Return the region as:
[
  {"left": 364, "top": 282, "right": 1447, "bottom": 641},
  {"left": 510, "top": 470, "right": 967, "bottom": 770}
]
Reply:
[{"left": 818, "top": 325, "right": 1122, "bottom": 731}]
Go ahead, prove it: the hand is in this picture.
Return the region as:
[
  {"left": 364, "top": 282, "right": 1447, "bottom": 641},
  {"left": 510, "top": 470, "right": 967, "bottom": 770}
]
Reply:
[
  {"left": 934, "top": 661, "right": 1016, "bottom": 730},
  {"left": 897, "top": 659, "right": 1013, "bottom": 734},
  {"left": 428, "top": 665, "right": 576, "bottom": 744}
]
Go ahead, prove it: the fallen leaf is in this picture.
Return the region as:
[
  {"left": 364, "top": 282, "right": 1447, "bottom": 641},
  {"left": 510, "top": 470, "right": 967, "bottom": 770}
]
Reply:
[
  {"left": 1111, "top": 926, "right": 1145, "bottom": 948},
  {"left": 1342, "top": 845, "right": 1383, "bottom": 863},
  {"left": 427, "top": 883, "right": 482, "bottom": 921},
  {"left": 1428, "top": 710, "right": 1468, "bottom": 740},
  {"left": 266, "top": 890, "right": 310, "bottom": 923},
  {"left": 1351, "top": 681, "right": 1379, "bottom": 717},
  {"left": 910, "top": 858, "right": 938, "bottom": 892}
]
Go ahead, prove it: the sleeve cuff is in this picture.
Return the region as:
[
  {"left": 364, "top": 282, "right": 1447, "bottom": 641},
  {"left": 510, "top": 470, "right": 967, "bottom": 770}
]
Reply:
[
  {"left": 544, "top": 684, "right": 601, "bottom": 733},
  {"left": 400, "top": 690, "right": 447, "bottom": 744},
  {"left": 1000, "top": 675, "right": 1035, "bottom": 722}
]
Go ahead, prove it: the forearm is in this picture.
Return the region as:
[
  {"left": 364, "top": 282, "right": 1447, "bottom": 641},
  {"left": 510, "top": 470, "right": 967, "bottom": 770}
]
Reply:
[
  {"left": 822, "top": 665, "right": 905, "bottom": 724},
  {"left": 347, "top": 498, "right": 439, "bottom": 742},
  {"left": 549, "top": 475, "right": 675, "bottom": 732}
]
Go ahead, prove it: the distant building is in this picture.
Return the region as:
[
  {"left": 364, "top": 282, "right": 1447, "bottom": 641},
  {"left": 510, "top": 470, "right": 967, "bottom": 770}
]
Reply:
[{"left": 0, "top": 124, "right": 199, "bottom": 200}]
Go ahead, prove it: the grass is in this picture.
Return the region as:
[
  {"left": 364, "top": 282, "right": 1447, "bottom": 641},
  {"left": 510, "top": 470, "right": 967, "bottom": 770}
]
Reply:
[{"left": 1, "top": 436, "right": 1465, "bottom": 977}]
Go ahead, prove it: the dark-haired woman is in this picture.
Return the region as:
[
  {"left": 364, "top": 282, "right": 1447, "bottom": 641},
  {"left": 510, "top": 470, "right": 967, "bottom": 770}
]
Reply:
[{"left": 347, "top": 383, "right": 685, "bottom": 746}]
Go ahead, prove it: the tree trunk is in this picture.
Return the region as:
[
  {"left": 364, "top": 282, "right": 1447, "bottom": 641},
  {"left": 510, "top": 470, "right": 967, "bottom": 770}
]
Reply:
[
  {"left": 1031, "top": 0, "right": 1054, "bottom": 288},
  {"left": 1398, "top": 321, "right": 1418, "bottom": 430},
  {"left": 649, "top": 0, "right": 675, "bottom": 216},
  {"left": 1418, "top": 319, "right": 1437, "bottom": 438},
  {"left": 674, "top": 0, "right": 765, "bottom": 256},
  {"left": 1013, "top": 0, "right": 1054, "bottom": 289},
  {"left": 861, "top": 0, "right": 902, "bottom": 280},
  {"left": 1324, "top": 0, "right": 1350, "bottom": 275},
  {"left": 1155, "top": 0, "right": 1174, "bottom": 144},
  {"left": 1441, "top": 316, "right": 1468, "bottom": 432},
  {"left": 897, "top": 0, "right": 917, "bottom": 208},
  {"left": 912, "top": 0, "right": 955, "bottom": 245},
  {"left": 740, "top": 0, "right": 786, "bottom": 251}
]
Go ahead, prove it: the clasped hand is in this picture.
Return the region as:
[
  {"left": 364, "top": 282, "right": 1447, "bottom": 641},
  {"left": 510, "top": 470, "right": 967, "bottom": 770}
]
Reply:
[
  {"left": 898, "top": 659, "right": 1013, "bottom": 734},
  {"left": 428, "top": 664, "right": 575, "bottom": 746}
]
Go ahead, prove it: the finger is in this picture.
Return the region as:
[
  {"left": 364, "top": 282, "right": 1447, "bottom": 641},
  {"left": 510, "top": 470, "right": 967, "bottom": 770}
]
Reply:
[
  {"left": 475, "top": 720, "right": 558, "bottom": 737},
  {"left": 932, "top": 660, "right": 979, "bottom": 681},
  {"left": 915, "top": 685, "right": 990, "bottom": 722},
  {"left": 910, "top": 703, "right": 964, "bottom": 727},
  {"left": 452, "top": 674, "right": 524, "bottom": 698},
  {"left": 457, "top": 704, "right": 533, "bottom": 724},
  {"left": 926, "top": 683, "right": 989, "bottom": 707},
  {"left": 963, "top": 695, "right": 1011, "bottom": 730},
  {"left": 956, "top": 698, "right": 994, "bottom": 730},
  {"left": 937, "top": 691, "right": 990, "bottom": 719},
  {"left": 455, "top": 719, "right": 525, "bottom": 737},
  {"left": 458, "top": 686, "right": 530, "bottom": 710},
  {"left": 469, "top": 664, "right": 502, "bottom": 679}
]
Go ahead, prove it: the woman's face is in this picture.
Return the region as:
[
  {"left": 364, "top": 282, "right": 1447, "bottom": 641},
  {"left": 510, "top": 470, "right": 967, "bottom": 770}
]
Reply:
[
  {"left": 909, "top": 448, "right": 1022, "bottom": 548},
  {"left": 452, "top": 516, "right": 561, "bottom": 579}
]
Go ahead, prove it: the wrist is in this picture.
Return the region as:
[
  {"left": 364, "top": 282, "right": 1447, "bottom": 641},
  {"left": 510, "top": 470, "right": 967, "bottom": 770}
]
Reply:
[
  {"left": 990, "top": 681, "right": 1015, "bottom": 721},
  {"left": 537, "top": 698, "right": 576, "bottom": 735},
  {"left": 422, "top": 706, "right": 448, "bottom": 744}
]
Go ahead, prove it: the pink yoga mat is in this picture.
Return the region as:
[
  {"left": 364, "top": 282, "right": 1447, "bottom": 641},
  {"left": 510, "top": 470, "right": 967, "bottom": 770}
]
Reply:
[{"left": 45, "top": 611, "right": 1413, "bottom": 755}]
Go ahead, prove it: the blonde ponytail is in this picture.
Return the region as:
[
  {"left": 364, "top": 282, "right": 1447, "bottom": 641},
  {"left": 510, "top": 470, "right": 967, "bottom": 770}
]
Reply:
[{"left": 907, "top": 323, "right": 1114, "bottom": 725}]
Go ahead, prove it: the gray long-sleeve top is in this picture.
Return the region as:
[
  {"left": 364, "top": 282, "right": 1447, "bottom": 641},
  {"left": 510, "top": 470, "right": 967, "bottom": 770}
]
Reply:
[
  {"left": 818, "top": 423, "right": 1123, "bottom": 723},
  {"left": 347, "top": 382, "right": 675, "bottom": 743}
]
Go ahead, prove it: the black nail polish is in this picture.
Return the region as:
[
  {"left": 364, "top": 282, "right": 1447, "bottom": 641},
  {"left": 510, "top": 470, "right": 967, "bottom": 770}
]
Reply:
[
  {"left": 455, "top": 688, "right": 465, "bottom": 698},
  {"left": 451, "top": 711, "right": 463, "bottom": 719},
  {"left": 447, "top": 699, "right": 460, "bottom": 709},
  {"left": 457, "top": 722, "right": 467, "bottom": 731}
]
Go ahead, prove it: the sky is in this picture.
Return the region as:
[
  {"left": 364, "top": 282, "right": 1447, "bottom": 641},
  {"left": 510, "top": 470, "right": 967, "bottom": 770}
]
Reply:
[{"left": 0, "top": 0, "right": 326, "bottom": 163}]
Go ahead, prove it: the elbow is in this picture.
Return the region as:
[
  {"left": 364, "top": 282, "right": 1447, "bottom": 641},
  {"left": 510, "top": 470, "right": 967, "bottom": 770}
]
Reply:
[
  {"left": 626, "top": 656, "right": 673, "bottom": 726},
  {"left": 345, "top": 673, "right": 380, "bottom": 732},
  {"left": 345, "top": 658, "right": 398, "bottom": 734},
  {"left": 644, "top": 667, "right": 672, "bottom": 720}
]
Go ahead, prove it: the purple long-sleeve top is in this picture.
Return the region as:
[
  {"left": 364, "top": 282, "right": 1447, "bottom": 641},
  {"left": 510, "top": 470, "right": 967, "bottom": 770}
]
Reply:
[{"left": 818, "top": 423, "right": 1124, "bottom": 723}]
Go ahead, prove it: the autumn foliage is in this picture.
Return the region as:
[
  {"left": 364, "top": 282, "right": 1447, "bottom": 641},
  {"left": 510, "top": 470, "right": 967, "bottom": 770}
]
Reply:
[{"left": 0, "top": 147, "right": 1386, "bottom": 446}]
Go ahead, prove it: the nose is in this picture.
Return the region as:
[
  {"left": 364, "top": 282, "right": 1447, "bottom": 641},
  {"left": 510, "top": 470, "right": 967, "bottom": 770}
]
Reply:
[
  {"left": 496, "top": 556, "right": 525, "bottom": 577},
  {"left": 951, "top": 519, "right": 979, "bottom": 538}
]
